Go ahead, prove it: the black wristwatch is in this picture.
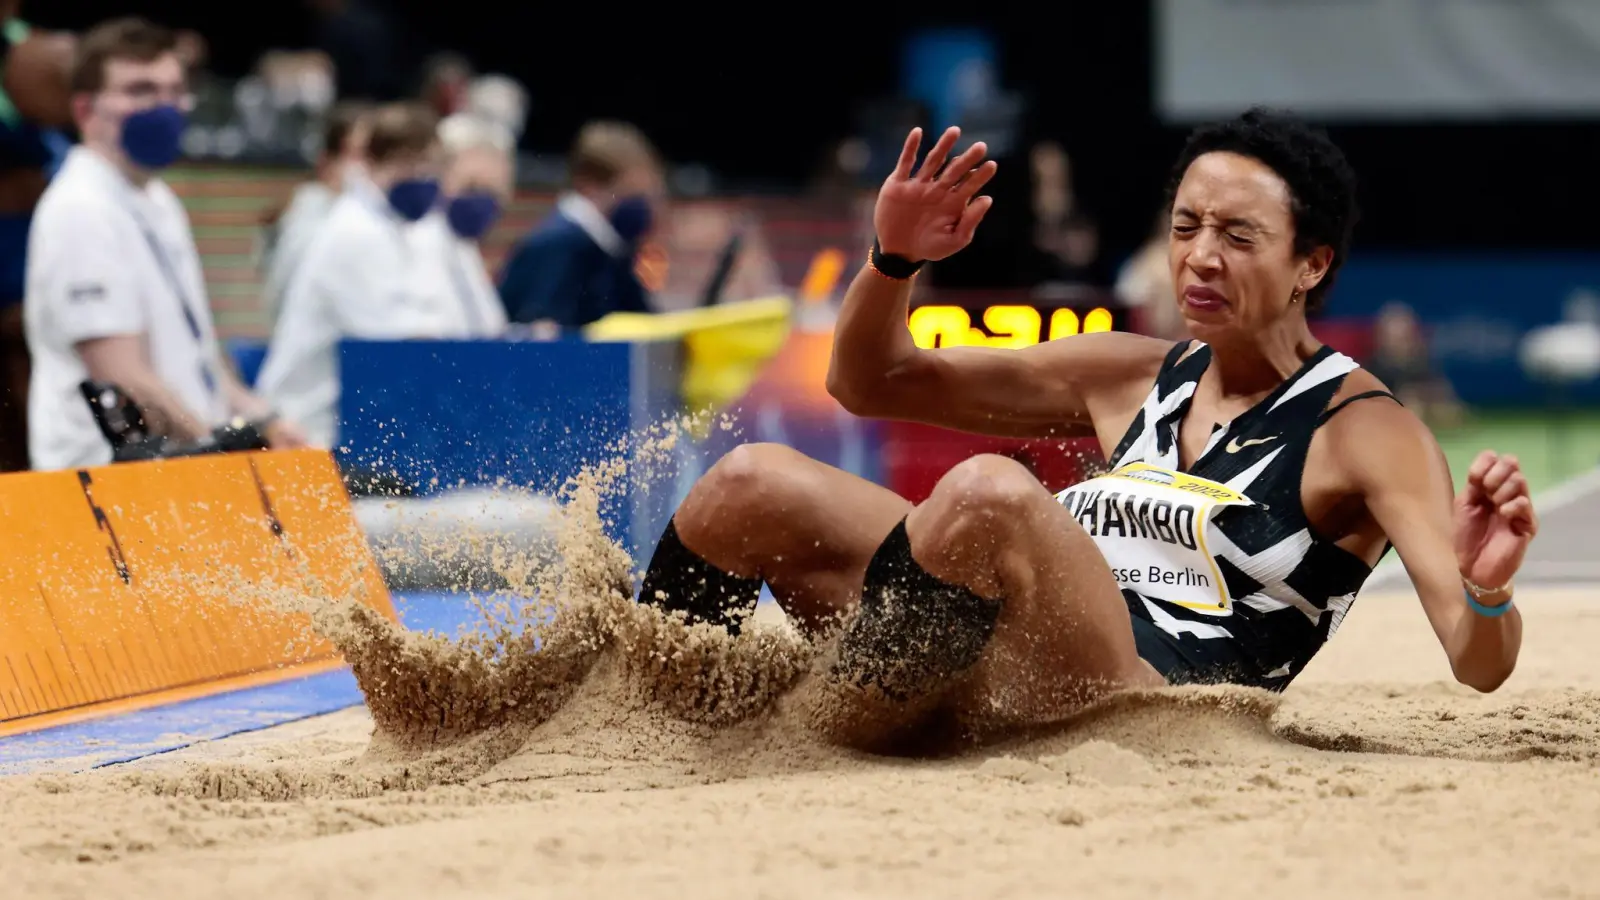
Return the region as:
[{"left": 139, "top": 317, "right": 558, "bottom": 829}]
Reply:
[{"left": 867, "top": 238, "right": 925, "bottom": 280}]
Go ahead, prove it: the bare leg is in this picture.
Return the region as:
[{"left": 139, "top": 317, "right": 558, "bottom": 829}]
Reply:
[
  {"left": 910, "top": 455, "right": 1164, "bottom": 729},
  {"left": 669, "top": 443, "right": 911, "bottom": 634},
  {"left": 817, "top": 454, "right": 1163, "bottom": 750}
]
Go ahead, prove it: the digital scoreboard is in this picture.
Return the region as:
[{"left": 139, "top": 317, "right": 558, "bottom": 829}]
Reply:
[{"left": 906, "top": 300, "right": 1128, "bottom": 350}]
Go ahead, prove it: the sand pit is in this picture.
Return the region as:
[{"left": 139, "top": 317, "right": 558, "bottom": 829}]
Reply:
[
  {"left": 4, "top": 438, "right": 1598, "bottom": 899},
  {"left": 5, "top": 586, "right": 1600, "bottom": 898}
]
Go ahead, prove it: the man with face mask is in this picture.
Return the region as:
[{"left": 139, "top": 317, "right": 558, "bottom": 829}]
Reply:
[
  {"left": 408, "top": 112, "right": 511, "bottom": 338},
  {"left": 24, "top": 17, "right": 308, "bottom": 470},
  {"left": 498, "top": 119, "right": 663, "bottom": 332},
  {"left": 256, "top": 101, "right": 455, "bottom": 450},
  {"left": 258, "top": 101, "right": 370, "bottom": 328}
]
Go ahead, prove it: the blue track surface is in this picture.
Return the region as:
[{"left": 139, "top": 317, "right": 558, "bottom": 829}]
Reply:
[{"left": 0, "top": 592, "right": 486, "bottom": 776}]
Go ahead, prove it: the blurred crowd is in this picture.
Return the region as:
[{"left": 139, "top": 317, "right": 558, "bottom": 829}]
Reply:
[
  {"left": 0, "top": 9, "right": 689, "bottom": 472},
  {"left": 0, "top": 6, "right": 1471, "bottom": 478}
]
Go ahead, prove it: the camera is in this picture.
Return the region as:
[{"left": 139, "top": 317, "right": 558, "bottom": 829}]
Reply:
[{"left": 79, "top": 380, "right": 270, "bottom": 462}]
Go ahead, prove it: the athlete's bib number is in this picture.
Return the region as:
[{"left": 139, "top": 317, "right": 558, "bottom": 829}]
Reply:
[{"left": 1054, "top": 462, "right": 1254, "bottom": 615}]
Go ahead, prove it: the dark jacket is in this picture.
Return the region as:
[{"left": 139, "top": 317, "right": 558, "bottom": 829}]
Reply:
[{"left": 497, "top": 208, "right": 649, "bottom": 329}]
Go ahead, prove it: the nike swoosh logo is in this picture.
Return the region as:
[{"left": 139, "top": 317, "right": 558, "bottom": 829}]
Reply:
[{"left": 1225, "top": 435, "right": 1279, "bottom": 453}]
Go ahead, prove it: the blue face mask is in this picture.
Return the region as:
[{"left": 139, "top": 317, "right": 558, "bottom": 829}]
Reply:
[
  {"left": 609, "top": 195, "right": 654, "bottom": 245},
  {"left": 387, "top": 178, "right": 440, "bottom": 221},
  {"left": 445, "top": 192, "right": 501, "bottom": 240},
  {"left": 120, "top": 104, "right": 187, "bottom": 170}
]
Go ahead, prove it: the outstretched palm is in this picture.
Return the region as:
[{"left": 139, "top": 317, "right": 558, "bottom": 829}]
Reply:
[{"left": 875, "top": 126, "right": 998, "bottom": 263}]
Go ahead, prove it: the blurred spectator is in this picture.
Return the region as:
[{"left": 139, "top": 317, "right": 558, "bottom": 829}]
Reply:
[
  {"left": 1115, "top": 210, "right": 1188, "bottom": 341},
  {"left": 0, "top": 5, "right": 72, "bottom": 472},
  {"left": 498, "top": 119, "right": 664, "bottom": 331},
  {"left": 25, "top": 17, "right": 306, "bottom": 470},
  {"left": 465, "top": 74, "right": 528, "bottom": 142},
  {"left": 649, "top": 205, "right": 783, "bottom": 313},
  {"left": 218, "top": 50, "right": 336, "bottom": 164},
  {"left": 1030, "top": 140, "right": 1105, "bottom": 286},
  {"left": 1367, "top": 301, "right": 1464, "bottom": 428},
  {"left": 172, "top": 29, "right": 225, "bottom": 113},
  {"left": 419, "top": 52, "right": 472, "bottom": 119},
  {"left": 410, "top": 112, "right": 512, "bottom": 337},
  {"left": 257, "top": 101, "right": 454, "bottom": 448},
  {"left": 809, "top": 137, "right": 872, "bottom": 203},
  {"left": 258, "top": 101, "right": 370, "bottom": 326},
  {"left": 307, "top": 0, "right": 402, "bottom": 101}
]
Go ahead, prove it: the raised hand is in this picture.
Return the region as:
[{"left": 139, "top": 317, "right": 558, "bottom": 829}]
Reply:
[
  {"left": 1454, "top": 450, "right": 1538, "bottom": 591},
  {"left": 874, "top": 126, "right": 998, "bottom": 263}
]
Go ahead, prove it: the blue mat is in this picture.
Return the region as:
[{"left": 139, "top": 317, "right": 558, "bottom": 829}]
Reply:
[{"left": 0, "top": 592, "right": 486, "bottom": 776}]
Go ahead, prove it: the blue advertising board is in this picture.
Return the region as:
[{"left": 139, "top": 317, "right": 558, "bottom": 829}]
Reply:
[
  {"left": 1331, "top": 253, "right": 1600, "bottom": 405},
  {"left": 333, "top": 331, "right": 880, "bottom": 563}
]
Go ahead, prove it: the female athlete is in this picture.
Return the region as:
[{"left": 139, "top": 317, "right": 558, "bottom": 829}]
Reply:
[{"left": 638, "top": 108, "right": 1537, "bottom": 750}]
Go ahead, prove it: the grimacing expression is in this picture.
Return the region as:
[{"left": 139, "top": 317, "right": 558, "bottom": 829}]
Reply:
[{"left": 1168, "top": 151, "right": 1331, "bottom": 334}]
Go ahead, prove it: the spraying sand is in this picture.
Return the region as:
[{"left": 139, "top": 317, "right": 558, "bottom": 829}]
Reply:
[{"left": 3, "top": 427, "right": 1598, "bottom": 898}]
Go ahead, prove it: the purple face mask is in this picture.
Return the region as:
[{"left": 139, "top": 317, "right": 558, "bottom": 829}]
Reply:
[
  {"left": 120, "top": 104, "right": 187, "bottom": 169},
  {"left": 609, "top": 194, "right": 654, "bottom": 244},
  {"left": 446, "top": 192, "right": 502, "bottom": 239}
]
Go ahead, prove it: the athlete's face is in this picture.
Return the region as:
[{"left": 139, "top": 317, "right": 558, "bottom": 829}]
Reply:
[{"left": 1168, "top": 152, "right": 1331, "bottom": 335}]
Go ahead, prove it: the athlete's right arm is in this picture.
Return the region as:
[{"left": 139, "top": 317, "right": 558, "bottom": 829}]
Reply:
[
  {"left": 827, "top": 266, "right": 1172, "bottom": 438},
  {"left": 826, "top": 125, "right": 1173, "bottom": 439}
]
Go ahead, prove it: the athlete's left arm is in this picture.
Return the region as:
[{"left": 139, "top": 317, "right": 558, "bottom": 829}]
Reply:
[{"left": 1336, "top": 401, "right": 1535, "bottom": 692}]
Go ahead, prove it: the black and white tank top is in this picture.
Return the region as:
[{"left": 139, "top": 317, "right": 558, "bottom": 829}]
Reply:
[{"left": 1055, "top": 341, "right": 1392, "bottom": 688}]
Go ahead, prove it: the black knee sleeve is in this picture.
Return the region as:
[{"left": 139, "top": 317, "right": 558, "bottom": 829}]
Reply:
[
  {"left": 832, "top": 520, "right": 1002, "bottom": 701},
  {"left": 638, "top": 518, "right": 763, "bottom": 635}
]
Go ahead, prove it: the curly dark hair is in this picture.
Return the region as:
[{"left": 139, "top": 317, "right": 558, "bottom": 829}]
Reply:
[{"left": 1166, "top": 107, "right": 1359, "bottom": 311}]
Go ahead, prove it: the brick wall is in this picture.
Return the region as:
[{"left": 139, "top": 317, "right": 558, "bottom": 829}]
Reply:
[{"left": 167, "top": 165, "right": 864, "bottom": 340}]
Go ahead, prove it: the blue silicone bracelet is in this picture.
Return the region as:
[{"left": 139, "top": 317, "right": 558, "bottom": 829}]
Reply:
[{"left": 1465, "top": 589, "right": 1514, "bottom": 618}]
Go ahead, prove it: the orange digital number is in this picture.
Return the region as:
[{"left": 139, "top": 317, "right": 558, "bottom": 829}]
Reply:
[
  {"left": 1083, "top": 307, "right": 1114, "bottom": 333},
  {"left": 908, "top": 305, "right": 973, "bottom": 349},
  {"left": 911, "top": 305, "right": 1116, "bottom": 349},
  {"left": 980, "top": 305, "right": 1042, "bottom": 349},
  {"left": 1047, "top": 307, "right": 1115, "bottom": 341},
  {"left": 1048, "top": 309, "right": 1080, "bottom": 341}
]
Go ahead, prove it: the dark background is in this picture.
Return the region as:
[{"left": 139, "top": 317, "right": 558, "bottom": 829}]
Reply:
[{"left": 29, "top": 1, "right": 1600, "bottom": 264}]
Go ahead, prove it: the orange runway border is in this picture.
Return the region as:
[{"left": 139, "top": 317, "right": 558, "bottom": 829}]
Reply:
[{"left": 0, "top": 449, "right": 394, "bottom": 738}]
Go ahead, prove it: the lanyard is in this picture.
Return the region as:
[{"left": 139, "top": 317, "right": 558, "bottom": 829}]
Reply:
[{"left": 125, "top": 204, "right": 217, "bottom": 396}]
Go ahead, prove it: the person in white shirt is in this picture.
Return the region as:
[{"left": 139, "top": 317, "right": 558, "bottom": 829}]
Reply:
[
  {"left": 24, "top": 17, "right": 306, "bottom": 470},
  {"left": 258, "top": 101, "right": 370, "bottom": 327},
  {"left": 257, "top": 101, "right": 455, "bottom": 449},
  {"left": 409, "top": 112, "right": 513, "bottom": 338}
]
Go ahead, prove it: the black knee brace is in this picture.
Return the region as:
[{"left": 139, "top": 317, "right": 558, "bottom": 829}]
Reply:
[
  {"left": 638, "top": 518, "right": 763, "bottom": 635},
  {"left": 831, "top": 520, "right": 1002, "bottom": 701}
]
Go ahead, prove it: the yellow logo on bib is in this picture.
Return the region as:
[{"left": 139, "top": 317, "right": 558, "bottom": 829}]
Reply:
[
  {"left": 1111, "top": 462, "right": 1252, "bottom": 505},
  {"left": 1055, "top": 463, "right": 1254, "bottom": 615}
]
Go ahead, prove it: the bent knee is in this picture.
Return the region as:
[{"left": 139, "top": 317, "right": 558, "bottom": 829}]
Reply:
[
  {"left": 702, "top": 443, "right": 808, "bottom": 497},
  {"left": 929, "top": 454, "right": 1049, "bottom": 521},
  {"left": 679, "top": 443, "right": 812, "bottom": 531}
]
